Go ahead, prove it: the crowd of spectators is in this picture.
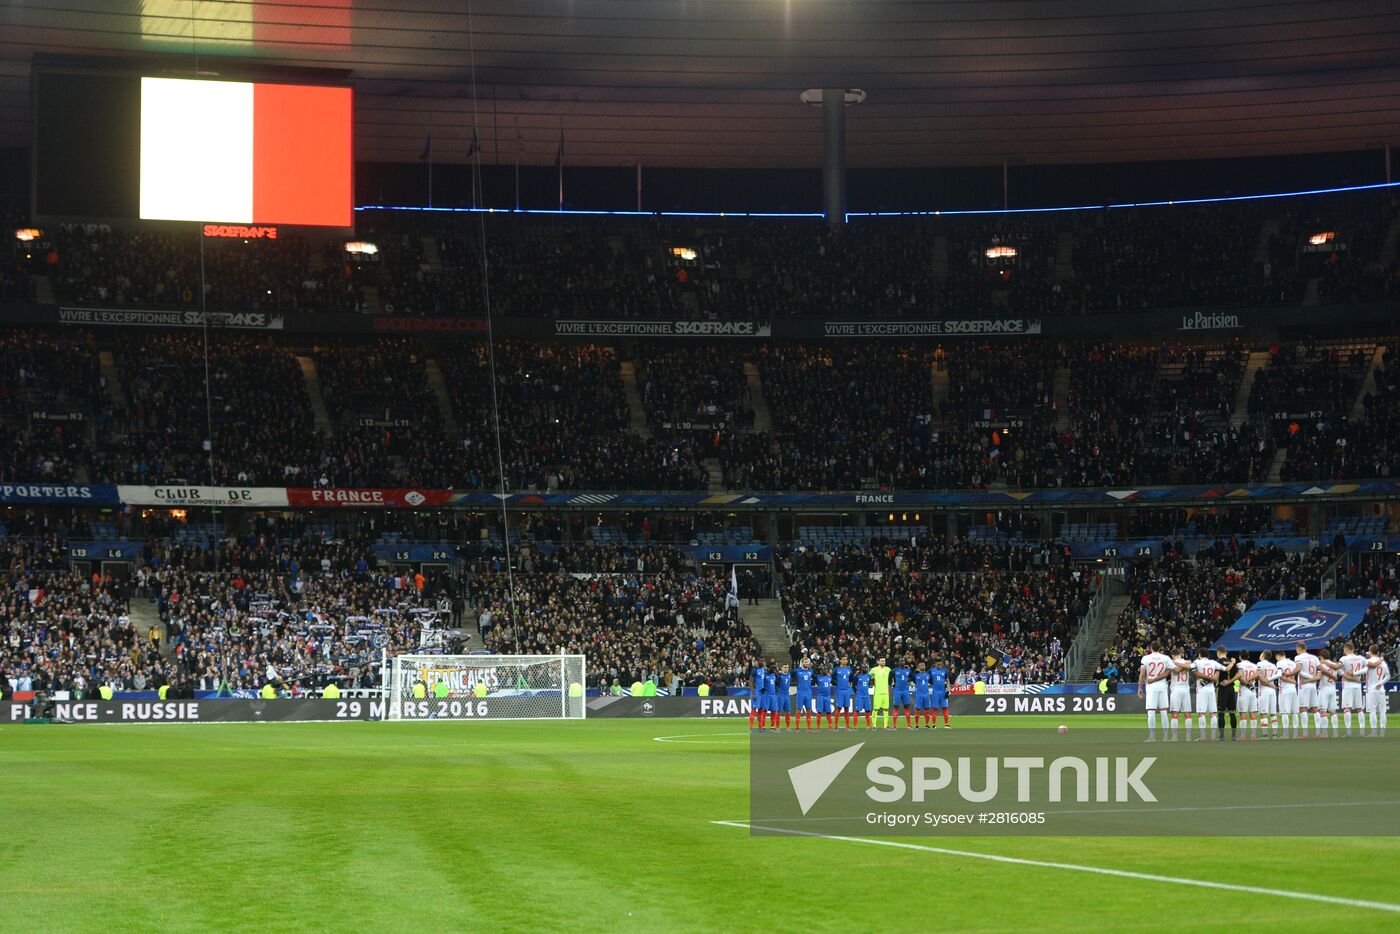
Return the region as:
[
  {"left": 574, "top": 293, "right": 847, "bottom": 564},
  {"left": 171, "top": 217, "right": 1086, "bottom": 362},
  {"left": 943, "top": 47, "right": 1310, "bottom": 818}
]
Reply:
[
  {"left": 144, "top": 533, "right": 452, "bottom": 693},
  {"left": 0, "top": 329, "right": 102, "bottom": 484},
  {"left": 4, "top": 521, "right": 1398, "bottom": 702},
  {"left": 1, "top": 536, "right": 172, "bottom": 696},
  {"left": 441, "top": 341, "right": 709, "bottom": 491},
  {"left": 7, "top": 187, "right": 1395, "bottom": 320},
  {"left": 48, "top": 226, "right": 362, "bottom": 313},
  {"left": 89, "top": 332, "right": 325, "bottom": 485},
  {"left": 8, "top": 327, "right": 1400, "bottom": 491},
  {"left": 1099, "top": 541, "right": 1338, "bottom": 683},
  {"left": 1065, "top": 202, "right": 1288, "bottom": 311},
  {"left": 470, "top": 555, "right": 760, "bottom": 692},
  {"left": 1282, "top": 342, "right": 1400, "bottom": 482},
  {"left": 370, "top": 216, "right": 687, "bottom": 319},
  {"left": 777, "top": 537, "right": 1088, "bottom": 687},
  {"left": 635, "top": 345, "right": 753, "bottom": 434},
  {"left": 750, "top": 343, "right": 939, "bottom": 489},
  {"left": 314, "top": 338, "right": 449, "bottom": 486},
  {"left": 1328, "top": 554, "right": 1400, "bottom": 664}
]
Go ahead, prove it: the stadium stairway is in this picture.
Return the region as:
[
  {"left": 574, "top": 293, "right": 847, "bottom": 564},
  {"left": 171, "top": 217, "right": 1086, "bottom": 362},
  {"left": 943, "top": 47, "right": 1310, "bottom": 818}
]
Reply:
[
  {"left": 97, "top": 349, "right": 126, "bottom": 411},
  {"left": 127, "top": 596, "right": 172, "bottom": 661},
  {"left": 1053, "top": 365, "right": 1071, "bottom": 431},
  {"left": 1351, "top": 344, "right": 1387, "bottom": 422},
  {"left": 1053, "top": 231, "right": 1075, "bottom": 282},
  {"left": 1252, "top": 218, "right": 1280, "bottom": 267},
  {"left": 33, "top": 275, "right": 55, "bottom": 304},
  {"left": 930, "top": 360, "right": 950, "bottom": 411},
  {"left": 424, "top": 359, "right": 459, "bottom": 432},
  {"left": 1068, "top": 593, "right": 1131, "bottom": 682},
  {"left": 295, "top": 356, "right": 336, "bottom": 437},
  {"left": 739, "top": 598, "right": 791, "bottom": 664},
  {"left": 931, "top": 236, "right": 948, "bottom": 282},
  {"left": 1267, "top": 447, "right": 1288, "bottom": 483},
  {"left": 743, "top": 362, "right": 772, "bottom": 433},
  {"left": 1231, "top": 350, "right": 1270, "bottom": 429},
  {"left": 1381, "top": 215, "right": 1400, "bottom": 268},
  {"left": 420, "top": 236, "right": 443, "bottom": 272},
  {"left": 360, "top": 286, "right": 383, "bottom": 314},
  {"left": 618, "top": 361, "right": 652, "bottom": 438},
  {"left": 1302, "top": 277, "right": 1321, "bottom": 306},
  {"left": 703, "top": 458, "right": 724, "bottom": 492}
]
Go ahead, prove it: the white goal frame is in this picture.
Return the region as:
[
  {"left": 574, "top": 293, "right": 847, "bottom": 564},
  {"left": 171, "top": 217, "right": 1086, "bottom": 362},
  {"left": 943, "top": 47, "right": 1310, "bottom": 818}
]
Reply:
[{"left": 382, "top": 652, "right": 586, "bottom": 721}]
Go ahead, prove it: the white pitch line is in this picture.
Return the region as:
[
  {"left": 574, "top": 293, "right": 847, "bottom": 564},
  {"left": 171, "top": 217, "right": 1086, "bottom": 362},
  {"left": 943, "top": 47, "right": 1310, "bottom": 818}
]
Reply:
[
  {"left": 710, "top": 820, "right": 1400, "bottom": 913},
  {"left": 653, "top": 732, "right": 750, "bottom": 744},
  {"left": 743, "top": 799, "right": 1400, "bottom": 822}
]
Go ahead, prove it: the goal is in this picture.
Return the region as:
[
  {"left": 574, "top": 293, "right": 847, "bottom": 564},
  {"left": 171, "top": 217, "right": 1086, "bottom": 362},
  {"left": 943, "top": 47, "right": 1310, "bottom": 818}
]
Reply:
[{"left": 382, "top": 653, "right": 586, "bottom": 721}]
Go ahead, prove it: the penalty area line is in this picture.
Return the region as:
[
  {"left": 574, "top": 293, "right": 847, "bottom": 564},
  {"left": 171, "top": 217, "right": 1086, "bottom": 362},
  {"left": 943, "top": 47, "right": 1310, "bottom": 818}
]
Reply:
[{"left": 710, "top": 820, "right": 1400, "bottom": 914}]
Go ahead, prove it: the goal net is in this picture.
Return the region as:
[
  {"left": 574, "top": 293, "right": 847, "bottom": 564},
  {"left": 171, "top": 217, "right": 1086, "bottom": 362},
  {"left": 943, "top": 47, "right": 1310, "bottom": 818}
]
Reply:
[{"left": 383, "top": 653, "right": 586, "bottom": 721}]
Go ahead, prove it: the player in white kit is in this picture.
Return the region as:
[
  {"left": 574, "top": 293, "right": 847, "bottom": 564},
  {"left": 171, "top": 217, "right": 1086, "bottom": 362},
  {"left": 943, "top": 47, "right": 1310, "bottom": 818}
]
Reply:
[
  {"left": 1314, "top": 648, "right": 1338, "bottom": 737},
  {"left": 1364, "top": 646, "right": 1390, "bottom": 737},
  {"left": 1276, "top": 654, "right": 1299, "bottom": 738},
  {"left": 1235, "top": 655, "right": 1259, "bottom": 740},
  {"left": 1191, "top": 649, "right": 1222, "bottom": 741},
  {"left": 1337, "top": 642, "right": 1369, "bottom": 737},
  {"left": 1136, "top": 642, "right": 1174, "bottom": 741},
  {"left": 1167, "top": 649, "right": 1193, "bottom": 741},
  {"left": 1255, "top": 651, "right": 1279, "bottom": 738},
  {"left": 1293, "top": 642, "right": 1321, "bottom": 737}
]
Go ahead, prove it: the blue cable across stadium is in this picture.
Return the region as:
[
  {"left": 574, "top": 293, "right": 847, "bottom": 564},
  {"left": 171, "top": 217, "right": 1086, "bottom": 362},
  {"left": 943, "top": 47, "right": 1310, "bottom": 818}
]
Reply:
[{"left": 354, "top": 179, "right": 1400, "bottom": 221}]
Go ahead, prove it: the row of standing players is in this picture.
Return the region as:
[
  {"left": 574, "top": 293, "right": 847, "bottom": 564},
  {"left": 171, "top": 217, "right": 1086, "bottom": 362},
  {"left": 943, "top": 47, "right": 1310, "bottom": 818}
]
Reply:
[
  {"left": 1138, "top": 641, "right": 1392, "bottom": 741},
  {"left": 747, "top": 656, "right": 952, "bottom": 731}
]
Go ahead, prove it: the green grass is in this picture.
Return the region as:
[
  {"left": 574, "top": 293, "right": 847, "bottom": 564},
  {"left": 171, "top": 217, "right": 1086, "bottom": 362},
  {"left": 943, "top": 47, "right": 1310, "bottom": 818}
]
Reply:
[{"left": 1, "top": 715, "right": 1396, "bottom": 933}]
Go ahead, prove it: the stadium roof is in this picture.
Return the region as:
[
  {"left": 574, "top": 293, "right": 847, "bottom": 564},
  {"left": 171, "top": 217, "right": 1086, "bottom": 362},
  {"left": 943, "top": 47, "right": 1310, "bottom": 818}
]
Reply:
[{"left": 2, "top": 0, "right": 1399, "bottom": 170}]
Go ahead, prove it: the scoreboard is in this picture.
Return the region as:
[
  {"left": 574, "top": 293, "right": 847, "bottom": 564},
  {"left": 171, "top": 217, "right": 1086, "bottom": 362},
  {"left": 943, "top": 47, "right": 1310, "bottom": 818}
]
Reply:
[{"left": 33, "top": 67, "right": 353, "bottom": 228}]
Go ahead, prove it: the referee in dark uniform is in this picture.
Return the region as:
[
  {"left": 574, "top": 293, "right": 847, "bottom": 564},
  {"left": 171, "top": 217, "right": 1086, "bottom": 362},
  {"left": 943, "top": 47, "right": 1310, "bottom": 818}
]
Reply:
[{"left": 1214, "top": 646, "right": 1239, "bottom": 741}]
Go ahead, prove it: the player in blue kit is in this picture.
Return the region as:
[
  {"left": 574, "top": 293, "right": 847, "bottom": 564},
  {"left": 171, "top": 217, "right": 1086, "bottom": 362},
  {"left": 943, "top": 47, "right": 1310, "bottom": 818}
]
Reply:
[
  {"left": 854, "top": 669, "right": 873, "bottom": 728},
  {"left": 929, "top": 654, "right": 950, "bottom": 728},
  {"left": 815, "top": 670, "right": 834, "bottom": 729},
  {"left": 793, "top": 658, "right": 814, "bottom": 729},
  {"left": 890, "top": 659, "right": 912, "bottom": 729},
  {"left": 776, "top": 664, "right": 794, "bottom": 728},
  {"left": 749, "top": 662, "right": 767, "bottom": 730},
  {"left": 912, "top": 663, "right": 932, "bottom": 728},
  {"left": 762, "top": 668, "right": 778, "bottom": 729},
  {"left": 834, "top": 656, "right": 854, "bottom": 728}
]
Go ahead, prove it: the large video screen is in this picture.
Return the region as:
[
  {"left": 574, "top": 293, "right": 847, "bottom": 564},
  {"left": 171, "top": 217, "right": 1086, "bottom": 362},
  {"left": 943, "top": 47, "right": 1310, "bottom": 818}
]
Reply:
[{"left": 34, "top": 70, "right": 353, "bottom": 228}]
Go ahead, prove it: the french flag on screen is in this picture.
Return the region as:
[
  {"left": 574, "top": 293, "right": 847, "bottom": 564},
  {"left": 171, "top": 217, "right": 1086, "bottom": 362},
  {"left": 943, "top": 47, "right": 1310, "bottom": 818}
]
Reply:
[{"left": 139, "top": 77, "right": 352, "bottom": 227}]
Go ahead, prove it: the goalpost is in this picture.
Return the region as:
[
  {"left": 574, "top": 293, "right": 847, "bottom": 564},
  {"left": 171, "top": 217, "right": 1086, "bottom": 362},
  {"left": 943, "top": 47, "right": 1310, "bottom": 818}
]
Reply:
[{"left": 382, "top": 653, "right": 586, "bottom": 721}]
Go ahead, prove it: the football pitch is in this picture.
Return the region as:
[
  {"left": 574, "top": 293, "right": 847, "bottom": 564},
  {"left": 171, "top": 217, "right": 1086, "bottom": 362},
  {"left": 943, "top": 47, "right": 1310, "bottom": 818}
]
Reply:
[{"left": 2, "top": 715, "right": 1397, "bottom": 932}]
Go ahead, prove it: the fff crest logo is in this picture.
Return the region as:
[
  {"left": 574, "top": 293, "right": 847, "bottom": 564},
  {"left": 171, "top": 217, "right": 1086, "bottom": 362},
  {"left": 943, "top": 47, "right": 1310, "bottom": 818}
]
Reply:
[{"left": 1242, "top": 606, "right": 1348, "bottom": 646}]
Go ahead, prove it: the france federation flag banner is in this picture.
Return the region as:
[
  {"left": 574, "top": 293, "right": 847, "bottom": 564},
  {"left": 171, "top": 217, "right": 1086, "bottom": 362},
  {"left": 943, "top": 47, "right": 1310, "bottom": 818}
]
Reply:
[{"left": 1211, "top": 599, "right": 1375, "bottom": 651}]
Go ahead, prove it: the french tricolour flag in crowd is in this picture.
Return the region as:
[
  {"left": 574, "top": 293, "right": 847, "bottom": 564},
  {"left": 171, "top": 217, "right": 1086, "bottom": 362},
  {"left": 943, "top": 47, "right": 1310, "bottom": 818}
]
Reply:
[{"left": 140, "top": 77, "right": 352, "bottom": 227}]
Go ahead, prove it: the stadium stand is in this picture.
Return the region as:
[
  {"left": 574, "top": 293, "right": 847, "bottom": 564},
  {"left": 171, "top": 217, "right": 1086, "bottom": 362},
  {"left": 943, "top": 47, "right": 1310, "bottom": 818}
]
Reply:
[
  {"left": 11, "top": 188, "right": 1400, "bottom": 321},
  {"left": 470, "top": 559, "right": 761, "bottom": 692},
  {"left": 48, "top": 226, "right": 362, "bottom": 313},
  {"left": 0, "top": 329, "right": 101, "bottom": 484},
  {"left": 1, "top": 538, "right": 172, "bottom": 695},
  {"left": 2, "top": 328, "right": 1400, "bottom": 491},
  {"left": 1100, "top": 542, "right": 1339, "bottom": 683},
  {"left": 778, "top": 538, "right": 1087, "bottom": 686}
]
